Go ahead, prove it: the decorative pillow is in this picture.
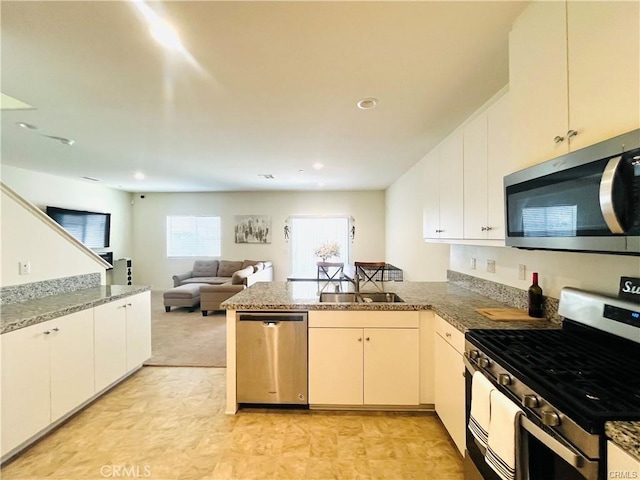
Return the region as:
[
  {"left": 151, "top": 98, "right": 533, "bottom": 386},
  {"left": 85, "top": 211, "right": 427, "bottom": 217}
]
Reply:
[
  {"left": 231, "top": 266, "right": 254, "bottom": 285},
  {"left": 242, "top": 260, "right": 260, "bottom": 270},
  {"left": 253, "top": 262, "right": 264, "bottom": 272},
  {"left": 218, "top": 260, "right": 244, "bottom": 277}
]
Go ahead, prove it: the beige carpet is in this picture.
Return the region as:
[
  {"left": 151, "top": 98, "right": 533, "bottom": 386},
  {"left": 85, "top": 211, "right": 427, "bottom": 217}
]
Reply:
[{"left": 144, "top": 291, "right": 226, "bottom": 367}]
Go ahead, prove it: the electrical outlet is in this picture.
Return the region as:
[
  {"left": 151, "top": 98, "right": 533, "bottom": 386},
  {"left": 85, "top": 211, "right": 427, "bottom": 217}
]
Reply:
[
  {"left": 470, "top": 258, "right": 477, "bottom": 270},
  {"left": 518, "top": 264, "right": 526, "bottom": 280},
  {"left": 19, "top": 260, "right": 31, "bottom": 275},
  {"left": 486, "top": 260, "right": 496, "bottom": 274}
]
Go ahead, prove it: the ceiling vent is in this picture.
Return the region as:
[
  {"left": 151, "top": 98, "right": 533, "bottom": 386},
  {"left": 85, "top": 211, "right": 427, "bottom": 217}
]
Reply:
[{"left": 258, "top": 174, "right": 275, "bottom": 179}]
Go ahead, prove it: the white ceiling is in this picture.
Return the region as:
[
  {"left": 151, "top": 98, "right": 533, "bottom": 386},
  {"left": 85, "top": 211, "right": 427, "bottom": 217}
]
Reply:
[{"left": 1, "top": 1, "right": 528, "bottom": 193}]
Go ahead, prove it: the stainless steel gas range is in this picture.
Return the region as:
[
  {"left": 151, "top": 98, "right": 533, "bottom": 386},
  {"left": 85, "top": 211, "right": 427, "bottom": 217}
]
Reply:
[{"left": 464, "top": 287, "right": 640, "bottom": 480}]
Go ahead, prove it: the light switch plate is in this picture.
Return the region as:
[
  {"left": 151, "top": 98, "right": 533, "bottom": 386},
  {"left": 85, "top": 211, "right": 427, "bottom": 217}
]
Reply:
[
  {"left": 518, "top": 264, "right": 526, "bottom": 280},
  {"left": 19, "top": 260, "right": 31, "bottom": 275}
]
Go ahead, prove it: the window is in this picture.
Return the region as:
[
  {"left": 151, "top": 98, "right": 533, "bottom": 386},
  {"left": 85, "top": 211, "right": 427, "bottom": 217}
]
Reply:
[
  {"left": 290, "top": 216, "right": 350, "bottom": 277},
  {"left": 166, "top": 216, "right": 221, "bottom": 257}
]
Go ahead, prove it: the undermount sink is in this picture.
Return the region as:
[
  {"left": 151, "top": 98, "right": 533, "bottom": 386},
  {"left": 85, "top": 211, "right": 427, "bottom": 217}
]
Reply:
[{"left": 319, "top": 292, "right": 404, "bottom": 303}]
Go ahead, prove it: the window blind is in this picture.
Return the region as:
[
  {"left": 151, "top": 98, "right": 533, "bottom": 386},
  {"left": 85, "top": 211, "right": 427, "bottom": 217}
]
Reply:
[{"left": 166, "top": 216, "right": 221, "bottom": 257}]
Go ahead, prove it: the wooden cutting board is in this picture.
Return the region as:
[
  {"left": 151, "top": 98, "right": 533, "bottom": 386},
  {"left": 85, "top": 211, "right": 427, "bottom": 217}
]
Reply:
[{"left": 475, "top": 308, "right": 542, "bottom": 321}]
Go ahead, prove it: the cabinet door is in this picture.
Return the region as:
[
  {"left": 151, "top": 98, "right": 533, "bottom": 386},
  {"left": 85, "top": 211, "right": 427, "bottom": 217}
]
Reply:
[
  {"left": 308, "top": 328, "right": 363, "bottom": 405},
  {"left": 1, "top": 322, "right": 51, "bottom": 456},
  {"left": 434, "top": 333, "right": 466, "bottom": 455},
  {"left": 94, "top": 300, "right": 127, "bottom": 392},
  {"left": 509, "top": 1, "right": 569, "bottom": 168},
  {"left": 422, "top": 147, "right": 441, "bottom": 239},
  {"left": 608, "top": 441, "right": 640, "bottom": 477},
  {"left": 364, "top": 328, "right": 419, "bottom": 405},
  {"left": 463, "top": 112, "right": 488, "bottom": 239},
  {"left": 125, "top": 291, "right": 151, "bottom": 371},
  {"left": 439, "top": 131, "right": 464, "bottom": 239},
  {"left": 49, "top": 310, "right": 95, "bottom": 422},
  {"left": 486, "top": 94, "right": 515, "bottom": 241},
  {"left": 567, "top": 1, "right": 640, "bottom": 151}
]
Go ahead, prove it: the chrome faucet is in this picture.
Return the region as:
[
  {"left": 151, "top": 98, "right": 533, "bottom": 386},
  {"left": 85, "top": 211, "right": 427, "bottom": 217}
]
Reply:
[{"left": 348, "top": 272, "right": 360, "bottom": 293}]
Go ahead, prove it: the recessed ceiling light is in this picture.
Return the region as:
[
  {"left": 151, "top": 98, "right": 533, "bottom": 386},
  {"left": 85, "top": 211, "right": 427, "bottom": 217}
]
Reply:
[
  {"left": 149, "top": 20, "right": 183, "bottom": 51},
  {"left": 357, "top": 97, "right": 378, "bottom": 110},
  {"left": 312, "top": 162, "right": 324, "bottom": 170},
  {"left": 40, "top": 134, "right": 75, "bottom": 145},
  {"left": 16, "top": 122, "right": 37, "bottom": 130},
  {"left": 134, "top": 172, "right": 145, "bottom": 180}
]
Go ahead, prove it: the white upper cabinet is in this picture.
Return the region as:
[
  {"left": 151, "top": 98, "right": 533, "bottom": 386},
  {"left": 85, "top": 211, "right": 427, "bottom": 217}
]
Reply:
[
  {"left": 486, "top": 94, "right": 515, "bottom": 241},
  {"left": 510, "top": 0, "right": 640, "bottom": 168},
  {"left": 439, "top": 131, "right": 465, "bottom": 239},
  {"left": 509, "top": 0, "right": 569, "bottom": 167},
  {"left": 463, "top": 112, "right": 489, "bottom": 239},
  {"left": 423, "top": 131, "right": 464, "bottom": 240},
  {"left": 422, "top": 147, "right": 441, "bottom": 240},
  {"left": 461, "top": 92, "right": 515, "bottom": 243},
  {"left": 566, "top": 1, "right": 640, "bottom": 151}
]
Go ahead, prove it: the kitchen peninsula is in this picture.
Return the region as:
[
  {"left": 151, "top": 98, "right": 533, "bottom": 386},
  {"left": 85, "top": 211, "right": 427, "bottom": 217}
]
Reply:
[{"left": 223, "top": 280, "right": 640, "bottom": 465}]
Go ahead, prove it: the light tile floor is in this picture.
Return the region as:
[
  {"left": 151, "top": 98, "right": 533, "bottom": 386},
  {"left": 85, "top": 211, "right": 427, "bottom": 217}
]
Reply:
[{"left": 1, "top": 367, "right": 464, "bottom": 480}]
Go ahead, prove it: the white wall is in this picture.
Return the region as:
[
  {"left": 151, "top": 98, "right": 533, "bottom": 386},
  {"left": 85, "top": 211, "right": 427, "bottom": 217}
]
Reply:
[
  {"left": 385, "top": 159, "right": 450, "bottom": 281},
  {"left": 131, "top": 190, "right": 386, "bottom": 290},
  {"left": 450, "top": 244, "right": 640, "bottom": 299},
  {"left": 1, "top": 186, "right": 105, "bottom": 286},
  {"left": 1, "top": 165, "right": 133, "bottom": 261}
]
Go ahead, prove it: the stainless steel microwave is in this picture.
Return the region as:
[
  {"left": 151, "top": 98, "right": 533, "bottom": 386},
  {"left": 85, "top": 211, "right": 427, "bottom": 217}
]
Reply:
[{"left": 504, "top": 129, "right": 640, "bottom": 255}]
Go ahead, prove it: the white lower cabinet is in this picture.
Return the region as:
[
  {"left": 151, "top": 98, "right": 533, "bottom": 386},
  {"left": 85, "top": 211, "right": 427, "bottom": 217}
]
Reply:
[
  {"left": 95, "top": 291, "right": 151, "bottom": 392},
  {"left": 49, "top": 310, "right": 95, "bottom": 422},
  {"left": 125, "top": 291, "right": 152, "bottom": 370},
  {"left": 434, "top": 314, "right": 466, "bottom": 456},
  {"left": 1, "top": 321, "right": 51, "bottom": 457},
  {"left": 608, "top": 441, "right": 640, "bottom": 478},
  {"left": 308, "top": 311, "right": 419, "bottom": 406},
  {"left": 1, "top": 309, "right": 95, "bottom": 456},
  {"left": 1, "top": 292, "right": 151, "bottom": 460},
  {"left": 94, "top": 300, "right": 128, "bottom": 392}
]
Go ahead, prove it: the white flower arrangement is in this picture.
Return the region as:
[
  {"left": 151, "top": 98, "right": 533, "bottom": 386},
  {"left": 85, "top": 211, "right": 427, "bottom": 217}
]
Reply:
[{"left": 314, "top": 241, "right": 340, "bottom": 260}]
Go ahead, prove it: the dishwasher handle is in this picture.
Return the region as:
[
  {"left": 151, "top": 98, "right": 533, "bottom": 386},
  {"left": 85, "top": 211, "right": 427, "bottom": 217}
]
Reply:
[{"left": 237, "top": 312, "right": 307, "bottom": 322}]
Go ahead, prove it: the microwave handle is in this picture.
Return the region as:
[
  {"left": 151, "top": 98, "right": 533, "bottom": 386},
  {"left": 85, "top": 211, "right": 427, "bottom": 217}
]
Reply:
[{"left": 599, "top": 155, "right": 625, "bottom": 234}]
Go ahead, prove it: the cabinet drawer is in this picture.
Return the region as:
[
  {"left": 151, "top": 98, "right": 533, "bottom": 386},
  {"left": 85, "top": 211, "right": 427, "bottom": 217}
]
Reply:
[
  {"left": 434, "top": 314, "right": 464, "bottom": 354},
  {"left": 309, "top": 310, "right": 419, "bottom": 328}
]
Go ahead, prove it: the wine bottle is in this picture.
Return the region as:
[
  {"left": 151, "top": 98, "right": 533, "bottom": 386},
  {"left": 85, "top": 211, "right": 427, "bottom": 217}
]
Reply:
[{"left": 528, "top": 272, "right": 544, "bottom": 318}]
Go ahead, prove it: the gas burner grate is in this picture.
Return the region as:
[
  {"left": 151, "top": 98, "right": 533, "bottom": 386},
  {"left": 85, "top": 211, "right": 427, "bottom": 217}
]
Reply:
[{"left": 467, "top": 328, "right": 640, "bottom": 429}]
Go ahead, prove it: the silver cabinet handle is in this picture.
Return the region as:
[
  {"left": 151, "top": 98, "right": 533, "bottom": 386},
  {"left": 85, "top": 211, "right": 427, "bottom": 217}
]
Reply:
[
  {"left": 554, "top": 135, "right": 564, "bottom": 143},
  {"left": 43, "top": 330, "right": 51, "bottom": 335},
  {"left": 567, "top": 129, "right": 578, "bottom": 139},
  {"left": 599, "top": 155, "right": 625, "bottom": 234},
  {"left": 52, "top": 327, "right": 60, "bottom": 332},
  {"left": 126, "top": 303, "right": 132, "bottom": 307}
]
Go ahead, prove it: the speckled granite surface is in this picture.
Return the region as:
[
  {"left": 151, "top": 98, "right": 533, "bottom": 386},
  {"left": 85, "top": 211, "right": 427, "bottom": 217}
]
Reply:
[
  {"left": 447, "top": 270, "right": 561, "bottom": 324},
  {"left": 606, "top": 422, "right": 640, "bottom": 461},
  {"left": 222, "top": 281, "right": 559, "bottom": 333},
  {"left": 1, "top": 284, "right": 150, "bottom": 335},
  {"left": 1, "top": 273, "right": 102, "bottom": 305}
]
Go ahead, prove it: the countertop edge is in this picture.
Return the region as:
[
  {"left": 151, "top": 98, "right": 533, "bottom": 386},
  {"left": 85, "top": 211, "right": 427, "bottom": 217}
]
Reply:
[
  {"left": 1, "top": 285, "right": 151, "bottom": 335},
  {"left": 606, "top": 421, "right": 640, "bottom": 461}
]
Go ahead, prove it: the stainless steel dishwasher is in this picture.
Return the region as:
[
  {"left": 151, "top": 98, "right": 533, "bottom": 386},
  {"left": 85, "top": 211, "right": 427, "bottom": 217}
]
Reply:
[{"left": 236, "top": 311, "right": 308, "bottom": 405}]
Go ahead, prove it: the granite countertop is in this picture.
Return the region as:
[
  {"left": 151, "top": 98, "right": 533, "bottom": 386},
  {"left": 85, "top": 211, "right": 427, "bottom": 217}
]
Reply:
[
  {"left": 222, "top": 281, "right": 559, "bottom": 333},
  {"left": 1, "top": 284, "right": 150, "bottom": 335}
]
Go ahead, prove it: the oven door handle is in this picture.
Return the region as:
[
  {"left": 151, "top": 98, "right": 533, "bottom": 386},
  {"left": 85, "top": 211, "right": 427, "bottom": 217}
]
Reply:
[{"left": 520, "top": 416, "right": 586, "bottom": 468}]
